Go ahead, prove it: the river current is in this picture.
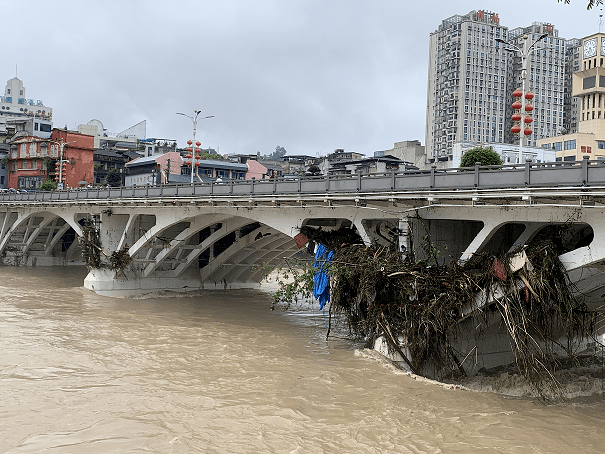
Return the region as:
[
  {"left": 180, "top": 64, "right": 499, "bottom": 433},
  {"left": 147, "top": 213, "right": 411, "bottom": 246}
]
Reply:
[{"left": 0, "top": 266, "right": 604, "bottom": 453}]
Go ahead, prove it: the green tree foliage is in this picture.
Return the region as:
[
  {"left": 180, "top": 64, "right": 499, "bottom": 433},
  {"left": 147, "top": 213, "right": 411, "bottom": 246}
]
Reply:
[
  {"left": 198, "top": 152, "right": 223, "bottom": 160},
  {"left": 558, "top": 0, "right": 602, "bottom": 9},
  {"left": 306, "top": 165, "right": 321, "bottom": 176},
  {"left": 39, "top": 179, "right": 57, "bottom": 191},
  {"left": 266, "top": 145, "right": 287, "bottom": 161},
  {"left": 106, "top": 169, "right": 122, "bottom": 187},
  {"left": 460, "top": 146, "right": 502, "bottom": 168}
]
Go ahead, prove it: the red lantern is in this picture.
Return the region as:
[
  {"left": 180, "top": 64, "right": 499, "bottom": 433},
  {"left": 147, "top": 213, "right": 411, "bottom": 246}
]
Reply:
[
  {"left": 511, "top": 113, "right": 522, "bottom": 122},
  {"left": 187, "top": 140, "right": 193, "bottom": 145},
  {"left": 524, "top": 104, "right": 534, "bottom": 112},
  {"left": 511, "top": 125, "right": 521, "bottom": 134},
  {"left": 195, "top": 141, "right": 201, "bottom": 147},
  {"left": 194, "top": 162, "right": 200, "bottom": 167},
  {"left": 524, "top": 92, "right": 534, "bottom": 100},
  {"left": 186, "top": 147, "right": 193, "bottom": 152},
  {"left": 512, "top": 101, "right": 522, "bottom": 110},
  {"left": 524, "top": 116, "right": 534, "bottom": 124},
  {"left": 512, "top": 89, "right": 523, "bottom": 98},
  {"left": 186, "top": 154, "right": 192, "bottom": 159},
  {"left": 194, "top": 148, "right": 201, "bottom": 153},
  {"left": 524, "top": 127, "right": 533, "bottom": 136},
  {"left": 194, "top": 155, "right": 200, "bottom": 160}
]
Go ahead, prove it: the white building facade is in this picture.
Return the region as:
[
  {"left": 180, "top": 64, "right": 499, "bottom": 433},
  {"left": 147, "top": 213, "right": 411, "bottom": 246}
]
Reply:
[
  {"left": 449, "top": 142, "right": 555, "bottom": 168},
  {"left": 504, "top": 23, "right": 567, "bottom": 146},
  {"left": 427, "top": 12, "right": 573, "bottom": 165},
  {"left": 426, "top": 11, "right": 509, "bottom": 164},
  {"left": 0, "top": 77, "right": 53, "bottom": 138}
]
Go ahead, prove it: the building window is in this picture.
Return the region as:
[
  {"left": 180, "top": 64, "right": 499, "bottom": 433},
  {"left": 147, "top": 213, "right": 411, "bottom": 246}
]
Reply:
[
  {"left": 564, "top": 140, "right": 576, "bottom": 150},
  {"left": 581, "top": 146, "right": 592, "bottom": 153},
  {"left": 598, "top": 141, "right": 605, "bottom": 149},
  {"left": 32, "top": 160, "right": 37, "bottom": 170},
  {"left": 553, "top": 142, "right": 562, "bottom": 151},
  {"left": 21, "top": 160, "right": 27, "bottom": 169}
]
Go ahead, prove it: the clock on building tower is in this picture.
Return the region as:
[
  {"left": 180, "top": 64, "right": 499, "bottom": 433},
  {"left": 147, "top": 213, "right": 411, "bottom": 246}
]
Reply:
[{"left": 584, "top": 38, "right": 597, "bottom": 58}]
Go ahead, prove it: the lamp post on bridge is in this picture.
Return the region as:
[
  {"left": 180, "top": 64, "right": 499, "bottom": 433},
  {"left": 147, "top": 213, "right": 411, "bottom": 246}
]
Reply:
[
  {"left": 52, "top": 140, "right": 75, "bottom": 190},
  {"left": 176, "top": 110, "right": 214, "bottom": 184},
  {"left": 496, "top": 33, "right": 548, "bottom": 164}
]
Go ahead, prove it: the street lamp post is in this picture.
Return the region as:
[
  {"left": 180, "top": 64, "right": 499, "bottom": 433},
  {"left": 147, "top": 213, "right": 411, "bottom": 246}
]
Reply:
[
  {"left": 176, "top": 111, "right": 214, "bottom": 184},
  {"left": 53, "top": 140, "right": 75, "bottom": 190},
  {"left": 496, "top": 33, "right": 548, "bottom": 164}
]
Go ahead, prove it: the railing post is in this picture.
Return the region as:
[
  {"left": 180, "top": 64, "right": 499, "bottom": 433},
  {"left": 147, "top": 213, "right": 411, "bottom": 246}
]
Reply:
[
  {"left": 474, "top": 162, "right": 480, "bottom": 187},
  {"left": 391, "top": 169, "right": 396, "bottom": 190},
  {"left": 430, "top": 165, "right": 436, "bottom": 188},
  {"left": 230, "top": 179, "right": 233, "bottom": 194},
  {"left": 326, "top": 173, "right": 330, "bottom": 192},
  {"left": 297, "top": 176, "right": 301, "bottom": 193},
  {"left": 524, "top": 159, "right": 532, "bottom": 186},
  {"left": 273, "top": 176, "right": 277, "bottom": 194},
  {"left": 582, "top": 155, "right": 589, "bottom": 186},
  {"left": 357, "top": 171, "right": 361, "bottom": 192}
]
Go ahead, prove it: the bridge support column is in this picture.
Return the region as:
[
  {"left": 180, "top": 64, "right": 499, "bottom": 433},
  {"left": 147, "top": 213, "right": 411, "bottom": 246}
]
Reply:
[{"left": 398, "top": 218, "right": 411, "bottom": 259}]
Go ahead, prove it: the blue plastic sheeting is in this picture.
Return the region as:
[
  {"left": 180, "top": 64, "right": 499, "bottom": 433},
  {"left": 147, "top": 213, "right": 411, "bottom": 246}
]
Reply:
[{"left": 313, "top": 243, "right": 334, "bottom": 310}]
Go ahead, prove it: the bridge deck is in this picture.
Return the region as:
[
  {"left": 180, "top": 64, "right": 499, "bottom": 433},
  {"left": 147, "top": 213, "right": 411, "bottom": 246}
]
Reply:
[{"left": 0, "top": 158, "right": 603, "bottom": 204}]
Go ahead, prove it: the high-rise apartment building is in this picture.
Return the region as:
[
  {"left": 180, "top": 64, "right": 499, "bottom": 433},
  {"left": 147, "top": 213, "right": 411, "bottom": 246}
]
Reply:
[
  {"left": 563, "top": 38, "right": 582, "bottom": 134},
  {"left": 505, "top": 23, "right": 566, "bottom": 146},
  {"left": 426, "top": 10, "right": 508, "bottom": 162},
  {"left": 426, "top": 11, "right": 570, "bottom": 163}
]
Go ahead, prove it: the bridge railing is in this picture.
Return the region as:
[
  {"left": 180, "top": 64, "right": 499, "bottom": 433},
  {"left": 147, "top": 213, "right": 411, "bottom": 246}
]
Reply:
[{"left": 3, "top": 157, "right": 605, "bottom": 203}]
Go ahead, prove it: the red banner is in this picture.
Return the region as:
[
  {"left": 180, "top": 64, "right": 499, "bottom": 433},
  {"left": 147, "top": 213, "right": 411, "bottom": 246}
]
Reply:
[
  {"left": 492, "top": 258, "right": 507, "bottom": 282},
  {"left": 294, "top": 233, "right": 308, "bottom": 249}
]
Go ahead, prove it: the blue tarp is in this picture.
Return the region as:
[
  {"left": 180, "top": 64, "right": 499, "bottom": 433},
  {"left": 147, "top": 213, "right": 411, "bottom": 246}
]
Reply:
[{"left": 313, "top": 243, "right": 334, "bottom": 310}]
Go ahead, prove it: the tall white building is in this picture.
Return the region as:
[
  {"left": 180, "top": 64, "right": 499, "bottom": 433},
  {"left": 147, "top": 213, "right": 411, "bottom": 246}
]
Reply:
[
  {"left": 563, "top": 38, "right": 582, "bottom": 134},
  {"left": 426, "top": 10, "right": 509, "bottom": 163},
  {"left": 426, "top": 12, "right": 570, "bottom": 163},
  {"left": 0, "top": 77, "right": 53, "bottom": 139},
  {"left": 505, "top": 22, "right": 566, "bottom": 146}
]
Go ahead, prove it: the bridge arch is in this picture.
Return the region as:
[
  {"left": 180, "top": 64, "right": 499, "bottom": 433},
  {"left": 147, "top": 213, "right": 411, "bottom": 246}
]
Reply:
[{"left": 0, "top": 208, "right": 86, "bottom": 266}]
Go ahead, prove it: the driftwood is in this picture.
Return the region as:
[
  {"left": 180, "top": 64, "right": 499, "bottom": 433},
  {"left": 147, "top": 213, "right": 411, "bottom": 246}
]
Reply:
[{"left": 271, "top": 224, "right": 597, "bottom": 399}]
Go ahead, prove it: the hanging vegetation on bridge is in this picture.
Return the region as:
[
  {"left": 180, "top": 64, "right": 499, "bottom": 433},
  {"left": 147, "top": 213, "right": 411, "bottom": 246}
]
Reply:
[
  {"left": 79, "top": 217, "right": 131, "bottom": 273},
  {"left": 270, "top": 223, "right": 597, "bottom": 398}
]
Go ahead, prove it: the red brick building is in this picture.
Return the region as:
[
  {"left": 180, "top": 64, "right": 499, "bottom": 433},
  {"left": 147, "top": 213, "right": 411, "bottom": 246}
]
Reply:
[{"left": 7, "top": 129, "right": 94, "bottom": 190}]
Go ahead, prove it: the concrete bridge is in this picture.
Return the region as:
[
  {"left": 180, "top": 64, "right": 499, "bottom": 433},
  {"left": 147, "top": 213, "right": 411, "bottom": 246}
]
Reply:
[{"left": 0, "top": 158, "right": 604, "bottom": 319}]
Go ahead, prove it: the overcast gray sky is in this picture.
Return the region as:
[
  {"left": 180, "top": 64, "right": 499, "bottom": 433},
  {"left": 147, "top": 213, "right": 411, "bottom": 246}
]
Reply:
[{"left": 1, "top": 0, "right": 599, "bottom": 157}]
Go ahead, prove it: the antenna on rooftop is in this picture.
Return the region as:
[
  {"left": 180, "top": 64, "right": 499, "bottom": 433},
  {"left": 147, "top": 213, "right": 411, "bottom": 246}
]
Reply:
[
  {"left": 599, "top": 8, "right": 603, "bottom": 33},
  {"left": 15, "top": 65, "right": 17, "bottom": 77}
]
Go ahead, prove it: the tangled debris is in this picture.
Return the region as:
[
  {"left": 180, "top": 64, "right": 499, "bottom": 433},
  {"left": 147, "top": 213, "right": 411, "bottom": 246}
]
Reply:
[
  {"left": 270, "top": 223, "right": 598, "bottom": 398},
  {"left": 79, "top": 217, "right": 131, "bottom": 273}
]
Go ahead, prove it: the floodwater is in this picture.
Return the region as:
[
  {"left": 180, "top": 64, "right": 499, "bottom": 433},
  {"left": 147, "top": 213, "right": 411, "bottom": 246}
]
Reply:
[{"left": 0, "top": 267, "right": 603, "bottom": 453}]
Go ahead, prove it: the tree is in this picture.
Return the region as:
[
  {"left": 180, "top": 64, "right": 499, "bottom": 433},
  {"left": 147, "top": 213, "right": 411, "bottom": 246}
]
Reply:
[
  {"left": 266, "top": 145, "right": 287, "bottom": 161},
  {"left": 460, "top": 146, "right": 502, "bottom": 168},
  {"left": 39, "top": 179, "right": 57, "bottom": 191},
  {"left": 558, "top": 0, "right": 602, "bottom": 9},
  {"left": 306, "top": 165, "right": 321, "bottom": 176},
  {"left": 106, "top": 169, "right": 122, "bottom": 187}
]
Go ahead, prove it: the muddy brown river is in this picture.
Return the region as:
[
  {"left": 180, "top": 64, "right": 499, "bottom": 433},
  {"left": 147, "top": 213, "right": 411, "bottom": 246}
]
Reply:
[{"left": 0, "top": 266, "right": 603, "bottom": 453}]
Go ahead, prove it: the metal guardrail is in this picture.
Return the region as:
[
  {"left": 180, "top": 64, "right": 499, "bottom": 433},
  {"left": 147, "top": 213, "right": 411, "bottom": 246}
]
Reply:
[{"left": 1, "top": 157, "right": 604, "bottom": 203}]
